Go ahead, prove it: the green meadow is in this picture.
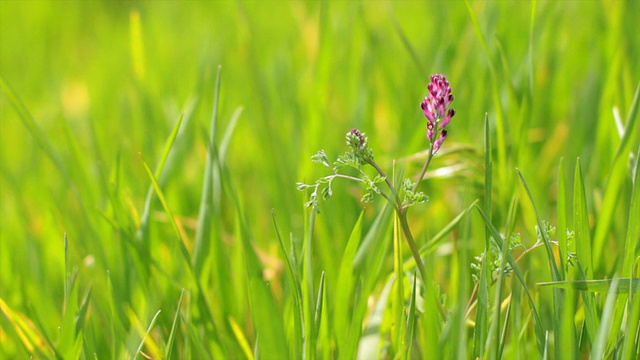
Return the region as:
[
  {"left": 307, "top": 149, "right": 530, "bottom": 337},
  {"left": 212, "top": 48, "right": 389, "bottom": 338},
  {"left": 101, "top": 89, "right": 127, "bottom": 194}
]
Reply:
[{"left": 1, "top": 1, "right": 638, "bottom": 358}]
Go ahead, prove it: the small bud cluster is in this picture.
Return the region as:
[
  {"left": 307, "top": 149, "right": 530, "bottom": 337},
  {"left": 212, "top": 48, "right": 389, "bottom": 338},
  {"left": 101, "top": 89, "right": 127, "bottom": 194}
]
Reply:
[{"left": 420, "top": 74, "right": 455, "bottom": 153}]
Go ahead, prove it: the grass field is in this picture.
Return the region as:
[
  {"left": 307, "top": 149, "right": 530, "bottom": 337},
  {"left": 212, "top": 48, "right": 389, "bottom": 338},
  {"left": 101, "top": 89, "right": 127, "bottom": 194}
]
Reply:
[{"left": 1, "top": 1, "right": 639, "bottom": 359}]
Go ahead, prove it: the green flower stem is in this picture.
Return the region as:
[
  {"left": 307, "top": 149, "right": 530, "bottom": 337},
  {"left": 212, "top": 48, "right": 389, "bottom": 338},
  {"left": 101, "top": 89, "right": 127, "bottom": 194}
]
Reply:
[
  {"left": 412, "top": 142, "right": 435, "bottom": 195},
  {"left": 364, "top": 158, "right": 428, "bottom": 284},
  {"left": 366, "top": 153, "right": 447, "bottom": 318},
  {"left": 364, "top": 158, "right": 403, "bottom": 209}
]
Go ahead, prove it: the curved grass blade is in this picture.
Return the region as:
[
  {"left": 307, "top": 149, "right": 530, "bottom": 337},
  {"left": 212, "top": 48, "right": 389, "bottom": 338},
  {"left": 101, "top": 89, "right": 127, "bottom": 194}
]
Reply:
[
  {"left": 313, "top": 271, "right": 326, "bottom": 343},
  {"left": 612, "top": 83, "right": 640, "bottom": 163},
  {"left": 193, "top": 65, "right": 222, "bottom": 275},
  {"left": 228, "top": 316, "right": 254, "bottom": 360},
  {"left": 131, "top": 309, "right": 162, "bottom": 360},
  {"left": 334, "top": 211, "right": 364, "bottom": 356},
  {"left": 593, "top": 83, "right": 639, "bottom": 271},
  {"left": 136, "top": 114, "right": 184, "bottom": 248},
  {"left": 415, "top": 199, "right": 479, "bottom": 257},
  {"left": 141, "top": 159, "right": 192, "bottom": 271},
  {"left": 0, "top": 298, "right": 56, "bottom": 358},
  {"left": 516, "top": 169, "right": 561, "bottom": 280},
  {"left": 165, "top": 289, "right": 185, "bottom": 360},
  {"left": 404, "top": 273, "right": 418, "bottom": 360},
  {"left": 622, "top": 146, "right": 640, "bottom": 277},
  {"left": 591, "top": 279, "right": 620, "bottom": 359},
  {"left": 537, "top": 278, "right": 639, "bottom": 294},
  {"left": 272, "top": 210, "right": 304, "bottom": 356},
  {"left": 573, "top": 160, "right": 599, "bottom": 342}
]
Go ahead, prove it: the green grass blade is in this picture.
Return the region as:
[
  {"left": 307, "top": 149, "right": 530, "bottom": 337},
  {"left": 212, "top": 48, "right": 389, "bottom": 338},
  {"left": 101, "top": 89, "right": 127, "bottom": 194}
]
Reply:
[
  {"left": 141, "top": 159, "right": 193, "bottom": 272},
  {"left": 132, "top": 309, "right": 162, "bottom": 360},
  {"left": 392, "top": 214, "right": 404, "bottom": 354},
  {"left": 516, "top": 169, "right": 562, "bottom": 280},
  {"left": 272, "top": 210, "right": 304, "bottom": 356},
  {"left": 474, "top": 204, "right": 546, "bottom": 356},
  {"left": 612, "top": 82, "right": 640, "bottom": 163},
  {"left": 537, "top": 279, "right": 639, "bottom": 293},
  {"left": 573, "top": 159, "right": 599, "bottom": 342},
  {"left": 193, "top": 65, "right": 222, "bottom": 275},
  {"left": 0, "top": 74, "right": 69, "bottom": 189},
  {"left": 465, "top": 2, "right": 506, "bottom": 188},
  {"left": 165, "top": 289, "right": 185, "bottom": 360},
  {"left": 228, "top": 316, "right": 254, "bottom": 360},
  {"left": 389, "top": 11, "right": 427, "bottom": 77},
  {"left": 473, "top": 112, "right": 492, "bottom": 359},
  {"left": 557, "top": 158, "right": 568, "bottom": 277},
  {"left": 247, "top": 276, "right": 290, "bottom": 360},
  {"left": 516, "top": 168, "right": 565, "bottom": 358},
  {"left": 219, "top": 106, "right": 244, "bottom": 163},
  {"left": 354, "top": 203, "right": 394, "bottom": 292},
  {"left": 621, "top": 147, "right": 640, "bottom": 277},
  {"left": 591, "top": 279, "right": 620, "bottom": 359},
  {"left": 357, "top": 275, "right": 395, "bottom": 360},
  {"left": 404, "top": 274, "right": 418, "bottom": 360},
  {"left": 313, "top": 271, "right": 326, "bottom": 347},
  {"left": 622, "top": 269, "right": 640, "bottom": 360},
  {"left": 136, "top": 114, "right": 184, "bottom": 247},
  {"left": 416, "top": 199, "right": 479, "bottom": 257},
  {"left": 334, "top": 211, "right": 364, "bottom": 355},
  {"left": 473, "top": 245, "right": 490, "bottom": 359}
]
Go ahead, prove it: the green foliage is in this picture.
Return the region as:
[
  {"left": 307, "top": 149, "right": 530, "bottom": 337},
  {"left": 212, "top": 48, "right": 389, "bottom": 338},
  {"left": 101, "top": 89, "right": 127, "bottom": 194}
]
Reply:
[{"left": 1, "top": 1, "right": 639, "bottom": 359}]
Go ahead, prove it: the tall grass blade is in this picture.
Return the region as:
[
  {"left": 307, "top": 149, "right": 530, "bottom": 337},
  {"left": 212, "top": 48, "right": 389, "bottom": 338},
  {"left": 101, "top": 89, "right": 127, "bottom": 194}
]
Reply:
[
  {"left": 573, "top": 160, "right": 599, "bottom": 343},
  {"left": 141, "top": 159, "right": 192, "bottom": 271},
  {"left": 516, "top": 169, "right": 561, "bottom": 280},
  {"left": 473, "top": 112, "right": 491, "bottom": 359},
  {"left": 537, "top": 279, "right": 638, "bottom": 293},
  {"left": 357, "top": 276, "right": 394, "bottom": 360},
  {"left": 165, "top": 289, "right": 185, "bottom": 360},
  {"left": 246, "top": 276, "right": 289, "bottom": 360},
  {"left": 228, "top": 316, "right": 254, "bottom": 360},
  {"left": 612, "top": 83, "right": 640, "bottom": 163},
  {"left": 0, "top": 298, "right": 55, "bottom": 358},
  {"left": 136, "top": 114, "right": 184, "bottom": 250},
  {"left": 272, "top": 210, "right": 304, "bottom": 356},
  {"left": 416, "top": 199, "right": 479, "bottom": 257},
  {"left": 193, "top": 65, "right": 222, "bottom": 275},
  {"left": 464, "top": 3, "right": 506, "bottom": 188},
  {"left": 334, "top": 211, "right": 364, "bottom": 356},
  {"left": 557, "top": 158, "right": 568, "bottom": 277},
  {"left": 404, "top": 273, "right": 418, "bottom": 360},
  {"left": 313, "top": 271, "right": 326, "bottom": 347},
  {"left": 392, "top": 212, "right": 405, "bottom": 354},
  {"left": 621, "top": 268, "right": 640, "bottom": 360},
  {"left": 474, "top": 204, "right": 546, "bottom": 356},
  {"left": 131, "top": 309, "right": 162, "bottom": 360},
  {"left": 622, "top": 147, "right": 640, "bottom": 277},
  {"left": 591, "top": 279, "right": 620, "bottom": 359}
]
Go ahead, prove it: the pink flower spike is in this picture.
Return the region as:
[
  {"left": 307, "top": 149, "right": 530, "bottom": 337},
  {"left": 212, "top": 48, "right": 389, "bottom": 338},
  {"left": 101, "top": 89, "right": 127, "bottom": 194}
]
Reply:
[{"left": 421, "top": 74, "right": 455, "bottom": 151}]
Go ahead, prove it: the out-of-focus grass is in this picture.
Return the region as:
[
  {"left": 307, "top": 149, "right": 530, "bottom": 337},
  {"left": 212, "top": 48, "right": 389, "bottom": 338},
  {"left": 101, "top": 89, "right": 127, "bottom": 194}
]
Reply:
[{"left": 1, "top": 1, "right": 638, "bottom": 358}]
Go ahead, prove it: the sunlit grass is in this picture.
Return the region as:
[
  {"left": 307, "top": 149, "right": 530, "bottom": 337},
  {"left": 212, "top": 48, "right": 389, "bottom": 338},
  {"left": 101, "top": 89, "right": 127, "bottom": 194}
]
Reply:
[{"left": 1, "top": 1, "right": 639, "bottom": 358}]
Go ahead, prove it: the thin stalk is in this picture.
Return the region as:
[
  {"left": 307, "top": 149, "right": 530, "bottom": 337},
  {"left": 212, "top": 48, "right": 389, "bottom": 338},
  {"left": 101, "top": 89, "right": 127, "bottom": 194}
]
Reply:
[
  {"left": 365, "top": 154, "right": 448, "bottom": 318},
  {"left": 364, "top": 158, "right": 428, "bottom": 290},
  {"left": 365, "top": 158, "right": 403, "bottom": 209},
  {"left": 412, "top": 141, "right": 435, "bottom": 194}
]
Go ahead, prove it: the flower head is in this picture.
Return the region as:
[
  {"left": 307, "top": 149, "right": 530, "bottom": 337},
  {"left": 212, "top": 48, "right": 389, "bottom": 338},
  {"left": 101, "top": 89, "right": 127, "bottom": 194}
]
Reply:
[
  {"left": 420, "top": 74, "right": 455, "bottom": 153},
  {"left": 347, "top": 128, "right": 367, "bottom": 150}
]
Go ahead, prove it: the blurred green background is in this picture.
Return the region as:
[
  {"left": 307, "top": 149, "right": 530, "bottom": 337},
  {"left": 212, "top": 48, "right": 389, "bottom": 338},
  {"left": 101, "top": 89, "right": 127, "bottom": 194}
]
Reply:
[{"left": 1, "top": 0, "right": 638, "bottom": 357}]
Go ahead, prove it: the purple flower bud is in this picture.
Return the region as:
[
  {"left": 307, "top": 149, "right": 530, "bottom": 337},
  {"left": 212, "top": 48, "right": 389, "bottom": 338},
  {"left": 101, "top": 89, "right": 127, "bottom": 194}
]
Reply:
[
  {"left": 433, "top": 130, "right": 448, "bottom": 153},
  {"left": 348, "top": 128, "right": 366, "bottom": 150}
]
